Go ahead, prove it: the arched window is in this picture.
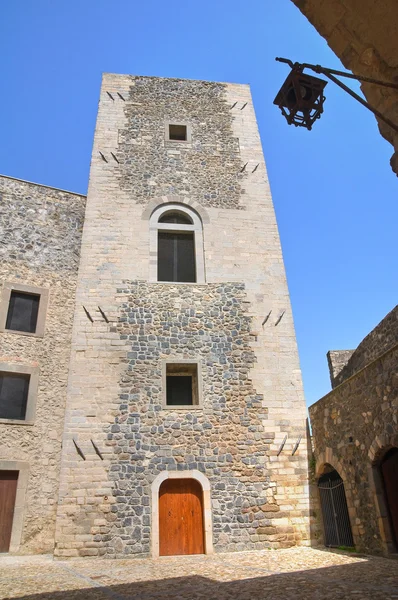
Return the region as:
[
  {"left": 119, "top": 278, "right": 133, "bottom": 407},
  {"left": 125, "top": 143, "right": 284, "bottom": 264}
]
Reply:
[{"left": 149, "top": 204, "right": 205, "bottom": 284}]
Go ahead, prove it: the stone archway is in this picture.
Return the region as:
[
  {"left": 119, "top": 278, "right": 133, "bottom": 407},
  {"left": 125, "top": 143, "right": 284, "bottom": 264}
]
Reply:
[
  {"left": 151, "top": 470, "right": 213, "bottom": 558},
  {"left": 315, "top": 449, "right": 357, "bottom": 548},
  {"left": 317, "top": 464, "right": 354, "bottom": 548}
]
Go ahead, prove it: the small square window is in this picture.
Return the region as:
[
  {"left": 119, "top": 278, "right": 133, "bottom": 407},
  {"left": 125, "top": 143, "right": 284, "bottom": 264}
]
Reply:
[
  {"left": 164, "top": 362, "right": 201, "bottom": 408},
  {"left": 169, "top": 124, "right": 187, "bottom": 141},
  {"left": 0, "top": 363, "right": 39, "bottom": 424},
  {"left": 0, "top": 283, "right": 49, "bottom": 337},
  {"left": 6, "top": 291, "right": 40, "bottom": 334},
  {"left": 0, "top": 372, "right": 30, "bottom": 420}
]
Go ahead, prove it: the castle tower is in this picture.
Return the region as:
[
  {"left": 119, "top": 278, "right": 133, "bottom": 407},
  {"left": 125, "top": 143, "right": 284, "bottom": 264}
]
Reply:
[{"left": 55, "top": 74, "right": 310, "bottom": 558}]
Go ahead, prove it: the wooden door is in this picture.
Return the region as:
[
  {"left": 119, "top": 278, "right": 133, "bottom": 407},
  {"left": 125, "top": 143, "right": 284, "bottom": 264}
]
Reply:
[
  {"left": 159, "top": 478, "right": 204, "bottom": 556},
  {"left": 381, "top": 449, "right": 398, "bottom": 548},
  {"left": 0, "top": 471, "right": 18, "bottom": 552}
]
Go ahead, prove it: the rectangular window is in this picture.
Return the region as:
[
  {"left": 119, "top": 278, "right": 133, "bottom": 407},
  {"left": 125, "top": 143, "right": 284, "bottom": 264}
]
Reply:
[
  {"left": 165, "top": 363, "right": 198, "bottom": 406},
  {"left": 158, "top": 232, "right": 196, "bottom": 283},
  {"left": 0, "top": 372, "right": 30, "bottom": 420},
  {"left": 5, "top": 291, "right": 40, "bottom": 334},
  {"left": 169, "top": 124, "right": 187, "bottom": 141}
]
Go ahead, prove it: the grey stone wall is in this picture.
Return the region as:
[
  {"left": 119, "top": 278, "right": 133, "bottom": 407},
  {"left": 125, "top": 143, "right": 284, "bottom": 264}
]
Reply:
[
  {"left": 0, "top": 175, "right": 85, "bottom": 553},
  {"left": 103, "top": 281, "right": 281, "bottom": 557},
  {"left": 327, "top": 350, "right": 355, "bottom": 388},
  {"left": 310, "top": 330, "right": 398, "bottom": 554},
  {"left": 116, "top": 76, "right": 245, "bottom": 209},
  {"left": 332, "top": 305, "right": 398, "bottom": 386}
]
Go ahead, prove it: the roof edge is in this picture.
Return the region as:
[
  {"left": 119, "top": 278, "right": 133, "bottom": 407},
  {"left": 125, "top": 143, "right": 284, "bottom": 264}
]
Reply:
[{"left": 0, "top": 173, "right": 86, "bottom": 197}]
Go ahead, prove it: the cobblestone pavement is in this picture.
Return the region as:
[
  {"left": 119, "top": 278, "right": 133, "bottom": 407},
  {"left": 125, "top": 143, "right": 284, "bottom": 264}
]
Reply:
[{"left": 0, "top": 547, "right": 397, "bottom": 600}]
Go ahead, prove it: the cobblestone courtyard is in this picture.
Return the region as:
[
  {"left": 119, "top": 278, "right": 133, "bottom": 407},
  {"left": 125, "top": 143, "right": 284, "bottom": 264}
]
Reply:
[{"left": 1, "top": 547, "right": 397, "bottom": 600}]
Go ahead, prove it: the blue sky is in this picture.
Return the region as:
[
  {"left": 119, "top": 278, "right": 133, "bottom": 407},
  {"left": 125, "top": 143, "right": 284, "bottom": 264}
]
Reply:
[{"left": 1, "top": 1, "right": 397, "bottom": 407}]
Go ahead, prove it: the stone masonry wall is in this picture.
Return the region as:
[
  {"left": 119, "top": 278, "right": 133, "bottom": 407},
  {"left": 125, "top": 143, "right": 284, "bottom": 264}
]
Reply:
[
  {"left": 327, "top": 350, "right": 355, "bottom": 388},
  {"left": 310, "top": 342, "right": 398, "bottom": 554},
  {"left": 116, "top": 76, "right": 244, "bottom": 209},
  {"left": 291, "top": 0, "right": 398, "bottom": 175},
  {"left": 55, "top": 74, "right": 310, "bottom": 558},
  {"left": 105, "top": 281, "right": 276, "bottom": 556},
  {"left": 0, "top": 175, "right": 85, "bottom": 553},
  {"left": 333, "top": 305, "right": 398, "bottom": 386}
]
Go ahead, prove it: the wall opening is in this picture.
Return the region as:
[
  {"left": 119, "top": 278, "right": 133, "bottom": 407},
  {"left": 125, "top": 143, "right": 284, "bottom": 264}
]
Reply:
[
  {"left": 0, "top": 372, "right": 30, "bottom": 420},
  {"left": 318, "top": 465, "right": 354, "bottom": 548},
  {"left": 380, "top": 447, "right": 398, "bottom": 551},
  {"left": 6, "top": 291, "right": 40, "bottom": 334},
  {"left": 168, "top": 124, "right": 187, "bottom": 141},
  {"left": 151, "top": 470, "right": 213, "bottom": 558},
  {"left": 0, "top": 470, "right": 19, "bottom": 552},
  {"left": 159, "top": 478, "right": 204, "bottom": 556}
]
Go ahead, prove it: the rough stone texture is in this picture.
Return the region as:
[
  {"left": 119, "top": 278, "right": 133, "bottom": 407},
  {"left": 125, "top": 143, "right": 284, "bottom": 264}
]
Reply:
[
  {"left": 291, "top": 0, "right": 398, "bottom": 176},
  {"left": 0, "top": 175, "right": 85, "bottom": 553},
  {"left": 327, "top": 350, "right": 355, "bottom": 388},
  {"left": 105, "top": 281, "right": 280, "bottom": 556},
  {"left": 116, "top": 76, "right": 245, "bottom": 209},
  {"left": 55, "top": 74, "right": 310, "bottom": 559},
  {"left": 310, "top": 305, "right": 398, "bottom": 555},
  {"left": 1, "top": 548, "right": 398, "bottom": 600},
  {"left": 332, "top": 305, "right": 398, "bottom": 387}
]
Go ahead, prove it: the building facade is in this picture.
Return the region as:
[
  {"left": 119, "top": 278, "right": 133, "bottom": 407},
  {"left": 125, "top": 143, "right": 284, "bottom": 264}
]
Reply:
[
  {"left": 291, "top": 0, "right": 398, "bottom": 176},
  {"left": 0, "top": 176, "right": 85, "bottom": 553},
  {"left": 310, "top": 305, "right": 398, "bottom": 556},
  {"left": 1, "top": 74, "right": 310, "bottom": 558}
]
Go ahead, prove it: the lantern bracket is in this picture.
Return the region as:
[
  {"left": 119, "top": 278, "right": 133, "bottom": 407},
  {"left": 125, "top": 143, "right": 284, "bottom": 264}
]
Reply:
[{"left": 275, "top": 57, "right": 398, "bottom": 133}]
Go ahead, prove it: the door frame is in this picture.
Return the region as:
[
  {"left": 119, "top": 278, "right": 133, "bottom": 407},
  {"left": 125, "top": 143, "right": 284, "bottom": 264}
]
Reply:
[
  {"left": 0, "top": 461, "right": 29, "bottom": 552},
  {"left": 151, "top": 470, "right": 213, "bottom": 558}
]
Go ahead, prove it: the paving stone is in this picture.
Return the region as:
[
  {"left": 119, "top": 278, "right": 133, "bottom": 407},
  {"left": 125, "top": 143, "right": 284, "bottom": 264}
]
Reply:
[{"left": 0, "top": 548, "right": 397, "bottom": 600}]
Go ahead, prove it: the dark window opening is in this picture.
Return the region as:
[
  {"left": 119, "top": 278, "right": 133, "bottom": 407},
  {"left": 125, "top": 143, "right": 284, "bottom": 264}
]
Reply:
[
  {"left": 0, "top": 372, "right": 30, "bottom": 420},
  {"left": 158, "top": 211, "right": 193, "bottom": 225},
  {"left": 169, "top": 124, "right": 187, "bottom": 141},
  {"left": 158, "top": 232, "right": 196, "bottom": 282},
  {"left": 166, "top": 363, "right": 198, "bottom": 406},
  {"left": 6, "top": 291, "right": 40, "bottom": 333}
]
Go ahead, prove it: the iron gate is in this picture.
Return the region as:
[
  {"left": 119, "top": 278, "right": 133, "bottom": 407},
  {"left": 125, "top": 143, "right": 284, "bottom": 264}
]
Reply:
[{"left": 318, "top": 471, "right": 354, "bottom": 547}]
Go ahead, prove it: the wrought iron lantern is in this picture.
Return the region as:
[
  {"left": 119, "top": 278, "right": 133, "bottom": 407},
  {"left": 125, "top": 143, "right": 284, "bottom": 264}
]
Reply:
[
  {"left": 274, "top": 57, "right": 398, "bottom": 134},
  {"left": 273, "top": 65, "right": 327, "bottom": 130}
]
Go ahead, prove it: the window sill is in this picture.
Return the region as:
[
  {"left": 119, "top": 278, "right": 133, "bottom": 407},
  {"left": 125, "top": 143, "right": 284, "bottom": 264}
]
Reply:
[
  {"left": 0, "top": 418, "right": 34, "bottom": 426},
  {"left": 150, "top": 280, "right": 207, "bottom": 286},
  {"left": 0, "top": 328, "right": 44, "bottom": 338},
  {"left": 162, "top": 405, "right": 203, "bottom": 410}
]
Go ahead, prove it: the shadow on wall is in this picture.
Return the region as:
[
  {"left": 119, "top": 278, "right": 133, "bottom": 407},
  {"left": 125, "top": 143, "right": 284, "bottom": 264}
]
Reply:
[
  {"left": 306, "top": 417, "right": 324, "bottom": 548},
  {"left": 7, "top": 559, "right": 398, "bottom": 600}
]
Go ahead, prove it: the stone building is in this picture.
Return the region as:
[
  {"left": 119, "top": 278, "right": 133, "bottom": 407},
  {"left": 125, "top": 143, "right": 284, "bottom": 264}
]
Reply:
[
  {"left": 0, "top": 176, "right": 85, "bottom": 553},
  {"left": 291, "top": 0, "right": 398, "bottom": 176},
  {"left": 0, "top": 74, "right": 310, "bottom": 558},
  {"left": 310, "top": 305, "right": 398, "bottom": 556}
]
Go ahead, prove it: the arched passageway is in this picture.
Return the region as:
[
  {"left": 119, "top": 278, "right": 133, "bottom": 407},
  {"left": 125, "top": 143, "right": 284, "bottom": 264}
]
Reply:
[
  {"left": 380, "top": 448, "right": 398, "bottom": 550},
  {"left": 318, "top": 465, "right": 354, "bottom": 548}
]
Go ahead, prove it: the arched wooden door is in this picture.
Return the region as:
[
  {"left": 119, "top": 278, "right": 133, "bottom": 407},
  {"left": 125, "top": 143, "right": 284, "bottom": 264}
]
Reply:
[
  {"left": 381, "top": 448, "right": 398, "bottom": 549},
  {"left": 159, "top": 478, "right": 204, "bottom": 556}
]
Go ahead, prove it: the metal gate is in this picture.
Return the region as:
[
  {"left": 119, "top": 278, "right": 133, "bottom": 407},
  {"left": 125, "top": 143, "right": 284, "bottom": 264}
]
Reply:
[{"left": 318, "top": 470, "right": 354, "bottom": 547}]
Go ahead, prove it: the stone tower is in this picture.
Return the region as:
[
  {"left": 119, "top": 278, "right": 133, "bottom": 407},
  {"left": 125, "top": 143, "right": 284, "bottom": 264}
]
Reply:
[{"left": 54, "top": 74, "right": 309, "bottom": 558}]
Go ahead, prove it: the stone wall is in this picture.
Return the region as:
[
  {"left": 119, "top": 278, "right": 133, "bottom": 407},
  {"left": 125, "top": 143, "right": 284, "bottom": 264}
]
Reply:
[
  {"left": 0, "top": 175, "right": 85, "bottom": 553},
  {"left": 327, "top": 350, "right": 355, "bottom": 388},
  {"left": 116, "top": 76, "right": 244, "bottom": 209},
  {"left": 55, "top": 74, "right": 310, "bottom": 558},
  {"left": 332, "top": 305, "right": 398, "bottom": 386},
  {"left": 291, "top": 0, "right": 398, "bottom": 175},
  {"left": 310, "top": 308, "right": 398, "bottom": 554}
]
